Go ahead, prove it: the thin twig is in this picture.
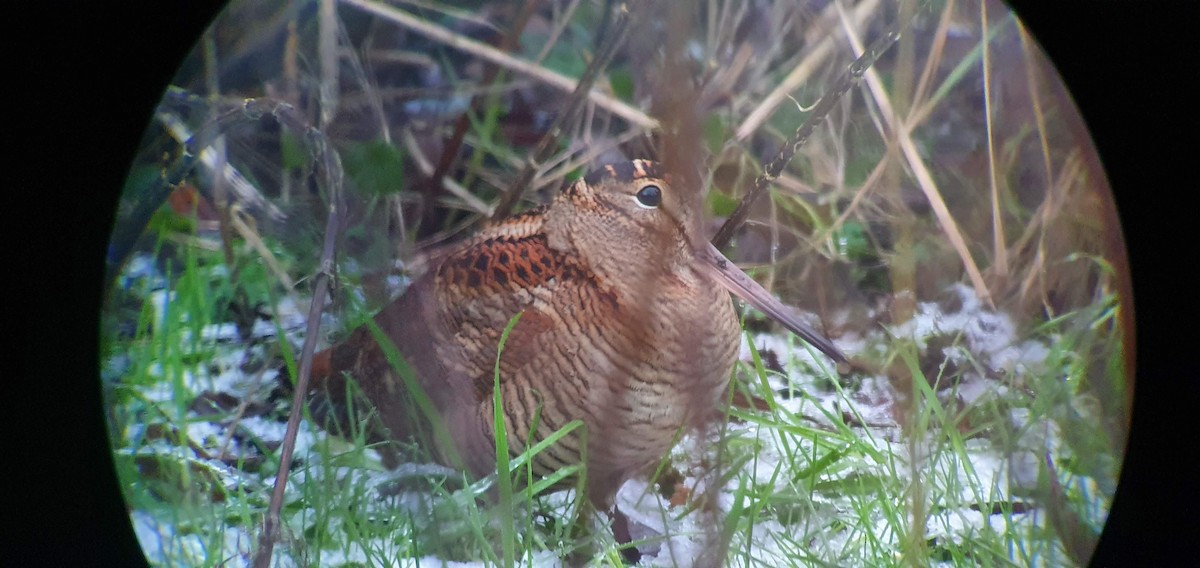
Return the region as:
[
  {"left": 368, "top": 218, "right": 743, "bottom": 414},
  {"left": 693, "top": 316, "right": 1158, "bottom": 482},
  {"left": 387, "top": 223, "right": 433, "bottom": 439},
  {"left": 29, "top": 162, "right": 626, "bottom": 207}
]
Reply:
[
  {"left": 490, "top": 1, "right": 634, "bottom": 219},
  {"left": 228, "top": 208, "right": 296, "bottom": 292},
  {"left": 711, "top": 2, "right": 908, "bottom": 249},
  {"left": 534, "top": 127, "right": 647, "bottom": 193},
  {"left": 318, "top": 0, "right": 339, "bottom": 127},
  {"left": 157, "top": 99, "right": 346, "bottom": 567},
  {"left": 907, "top": 15, "right": 1012, "bottom": 136},
  {"left": 400, "top": 127, "right": 494, "bottom": 215},
  {"left": 533, "top": 0, "right": 582, "bottom": 65},
  {"left": 819, "top": 154, "right": 890, "bottom": 243},
  {"left": 256, "top": 8, "right": 345, "bottom": 563},
  {"left": 340, "top": 0, "right": 657, "bottom": 130},
  {"left": 340, "top": 27, "right": 392, "bottom": 145},
  {"left": 249, "top": 100, "right": 346, "bottom": 567},
  {"left": 908, "top": 0, "right": 956, "bottom": 120}
]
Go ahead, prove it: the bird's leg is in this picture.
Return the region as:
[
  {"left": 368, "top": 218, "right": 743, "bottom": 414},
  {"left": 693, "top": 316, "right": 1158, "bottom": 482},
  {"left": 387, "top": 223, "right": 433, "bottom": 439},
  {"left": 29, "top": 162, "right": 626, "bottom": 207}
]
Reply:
[
  {"left": 565, "top": 495, "right": 647, "bottom": 566},
  {"left": 609, "top": 505, "right": 643, "bottom": 564}
]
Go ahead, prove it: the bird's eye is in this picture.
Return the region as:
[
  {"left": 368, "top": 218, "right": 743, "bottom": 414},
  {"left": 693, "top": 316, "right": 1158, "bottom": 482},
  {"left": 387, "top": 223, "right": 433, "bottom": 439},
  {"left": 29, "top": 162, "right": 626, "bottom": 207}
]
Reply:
[{"left": 634, "top": 184, "right": 662, "bottom": 209}]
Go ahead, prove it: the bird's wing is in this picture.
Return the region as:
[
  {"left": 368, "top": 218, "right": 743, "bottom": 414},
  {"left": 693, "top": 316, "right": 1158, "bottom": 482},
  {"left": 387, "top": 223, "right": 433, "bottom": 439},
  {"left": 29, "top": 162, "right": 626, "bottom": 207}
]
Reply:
[{"left": 430, "top": 232, "right": 615, "bottom": 395}]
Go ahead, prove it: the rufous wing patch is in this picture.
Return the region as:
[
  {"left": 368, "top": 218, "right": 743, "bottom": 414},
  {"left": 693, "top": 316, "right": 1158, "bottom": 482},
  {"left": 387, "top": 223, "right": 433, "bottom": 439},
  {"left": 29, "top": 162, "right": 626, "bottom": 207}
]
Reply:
[{"left": 436, "top": 233, "right": 586, "bottom": 294}]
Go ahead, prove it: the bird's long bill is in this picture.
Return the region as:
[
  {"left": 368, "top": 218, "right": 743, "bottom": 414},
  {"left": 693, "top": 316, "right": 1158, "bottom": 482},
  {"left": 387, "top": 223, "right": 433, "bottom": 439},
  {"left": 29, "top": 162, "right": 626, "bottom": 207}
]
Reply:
[{"left": 700, "top": 244, "right": 848, "bottom": 364}]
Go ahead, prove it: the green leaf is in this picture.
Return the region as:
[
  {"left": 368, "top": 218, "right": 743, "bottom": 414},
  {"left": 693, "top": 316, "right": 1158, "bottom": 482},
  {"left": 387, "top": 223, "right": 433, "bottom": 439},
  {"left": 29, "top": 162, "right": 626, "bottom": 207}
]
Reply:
[
  {"left": 704, "top": 114, "right": 728, "bottom": 155},
  {"left": 833, "top": 221, "right": 871, "bottom": 260},
  {"left": 145, "top": 206, "right": 197, "bottom": 235},
  {"left": 608, "top": 68, "right": 634, "bottom": 101},
  {"left": 341, "top": 141, "right": 407, "bottom": 196},
  {"left": 538, "top": 46, "right": 587, "bottom": 78},
  {"left": 494, "top": 311, "right": 524, "bottom": 568},
  {"left": 280, "top": 130, "right": 307, "bottom": 171},
  {"left": 708, "top": 189, "right": 741, "bottom": 218}
]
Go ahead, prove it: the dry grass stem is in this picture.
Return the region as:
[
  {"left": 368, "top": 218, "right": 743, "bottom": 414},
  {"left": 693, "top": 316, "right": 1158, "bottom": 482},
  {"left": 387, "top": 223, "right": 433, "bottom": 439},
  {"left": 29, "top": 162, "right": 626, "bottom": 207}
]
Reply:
[
  {"left": 823, "top": 155, "right": 891, "bottom": 244},
  {"left": 280, "top": 18, "right": 301, "bottom": 205},
  {"left": 319, "top": 0, "right": 340, "bottom": 127},
  {"left": 1014, "top": 151, "right": 1082, "bottom": 307},
  {"left": 907, "top": 15, "right": 1012, "bottom": 132},
  {"left": 534, "top": 128, "right": 648, "bottom": 193},
  {"left": 734, "top": 0, "right": 880, "bottom": 142},
  {"left": 337, "top": 44, "right": 393, "bottom": 145},
  {"left": 1017, "top": 20, "right": 1057, "bottom": 198},
  {"left": 533, "top": 0, "right": 582, "bottom": 64},
  {"left": 981, "top": 2, "right": 1008, "bottom": 279},
  {"left": 392, "top": 0, "right": 503, "bottom": 32},
  {"left": 399, "top": 128, "right": 494, "bottom": 215},
  {"left": 228, "top": 208, "right": 296, "bottom": 292},
  {"left": 909, "top": 0, "right": 956, "bottom": 120},
  {"left": 835, "top": 1, "right": 992, "bottom": 305},
  {"left": 341, "top": 0, "right": 658, "bottom": 130},
  {"left": 491, "top": 0, "right": 633, "bottom": 219}
]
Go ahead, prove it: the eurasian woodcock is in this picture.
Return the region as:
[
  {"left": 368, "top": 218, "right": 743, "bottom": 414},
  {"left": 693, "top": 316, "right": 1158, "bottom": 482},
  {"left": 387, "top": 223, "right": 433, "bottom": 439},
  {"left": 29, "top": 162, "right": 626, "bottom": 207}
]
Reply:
[{"left": 303, "top": 159, "right": 846, "bottom": 512}]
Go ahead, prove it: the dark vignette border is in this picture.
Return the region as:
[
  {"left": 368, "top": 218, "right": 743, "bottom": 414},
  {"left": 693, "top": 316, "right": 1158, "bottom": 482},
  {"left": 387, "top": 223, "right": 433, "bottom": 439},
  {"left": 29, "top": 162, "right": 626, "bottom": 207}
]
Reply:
[{"left": 10, "top": 1, "right": 1194, "bottom": 565}]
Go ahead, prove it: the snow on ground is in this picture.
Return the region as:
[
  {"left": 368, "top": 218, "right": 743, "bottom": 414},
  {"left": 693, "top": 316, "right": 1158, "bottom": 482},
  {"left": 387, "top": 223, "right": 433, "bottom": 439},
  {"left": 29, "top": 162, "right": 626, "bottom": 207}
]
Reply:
[{"left": 111, "top": 267, "right": 1100, "bottom": 566}]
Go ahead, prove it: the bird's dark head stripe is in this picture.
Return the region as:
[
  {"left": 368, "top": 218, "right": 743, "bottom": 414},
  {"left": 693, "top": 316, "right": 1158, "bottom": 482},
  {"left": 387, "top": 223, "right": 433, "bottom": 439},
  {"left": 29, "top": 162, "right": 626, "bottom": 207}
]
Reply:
[{"left": 583, "top": 159, "right": 666, "bottom": 186}]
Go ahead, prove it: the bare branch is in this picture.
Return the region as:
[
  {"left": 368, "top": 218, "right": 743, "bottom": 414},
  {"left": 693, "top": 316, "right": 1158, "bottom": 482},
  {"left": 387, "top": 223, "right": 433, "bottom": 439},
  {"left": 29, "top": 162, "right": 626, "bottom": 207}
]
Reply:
[
  {"left": 250, "top": 9, "right": 348, "bottom": 559},
  {"left": 250, "top": 98, "right": 346, "bottom": 567}
]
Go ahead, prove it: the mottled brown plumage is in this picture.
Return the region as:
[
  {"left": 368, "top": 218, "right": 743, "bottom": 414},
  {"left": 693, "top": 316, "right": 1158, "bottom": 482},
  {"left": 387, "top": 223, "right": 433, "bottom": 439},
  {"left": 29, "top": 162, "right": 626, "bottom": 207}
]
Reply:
[{"left": 305, "top": 159, "right": 845, "bottom": 510}]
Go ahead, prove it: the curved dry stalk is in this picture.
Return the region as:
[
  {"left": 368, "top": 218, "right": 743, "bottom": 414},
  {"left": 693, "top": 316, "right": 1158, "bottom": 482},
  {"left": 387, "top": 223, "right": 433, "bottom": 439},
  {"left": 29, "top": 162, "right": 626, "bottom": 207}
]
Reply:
[
  {"left": 533, "top": 0, "right": 582, "bottom": 64},
  {"left": 149, "top": 95, "right": 348, "bottom": 568},
  {"left": 340, "top": 0, "right": 657, "bottom": 130},
  {"left": 821, "top": 154, "right": 891, "bottom": 243},
  {"left": 1016, "top": 20, "right": 1056, "bottom": 197},
  {"left": 1009, "top": 17, "right": 1059, "bottom": 311},
  {"left": 247, "top": 99, "right": 347, "bottom": 568},
  {"left": 907, "top": 15, "right": 1012, "bottom": 136},
  {"left": 254, "top": 9, "right": 347, "bottom": 563}
]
